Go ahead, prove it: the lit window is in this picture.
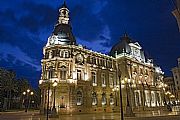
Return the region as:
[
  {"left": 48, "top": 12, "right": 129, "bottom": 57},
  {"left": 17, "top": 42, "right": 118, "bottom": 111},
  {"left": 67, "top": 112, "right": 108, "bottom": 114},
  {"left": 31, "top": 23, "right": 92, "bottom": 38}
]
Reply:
[
  {"left": 151, "top": 91, "right": 156, "bottom": 107},
  {"left": 92, "top": 92, "right": 97, "bottom": 105},
  {"left": 60, "top": 51, "right": 64, "bottom": 58},
  {"left": 102, "top": 73, "right": 106, "bottom": 87},
  {"left": 145, "top": 90, "right": 150, "bottom": 107},
  {"left": 92, "top": 72, "right": 97, "bottom": 86},
  {"left": 110, "top": 93, "right": 114, "bottom": 105},
  {"left": 109, "top": 74, "right": 113, "bottom": 88},
  {"left": 156, "top": 92, "right": 161, "bottom": 106},
  {"left": 109, "top": 61, "right": 112, "bottom": 68},
  {"left": 134, "top": 91, "right": 141, "bottom": 106},
  {"left": 102, "top": 93, "right": 106, "bottom": 105},
  {"left": 92, "top": 58, "right": 96, "bottom": 64},
  {"left": 64, "top": 51, "right": 69, "bottom": 58},
  {"left": 48, "top": 67, "right": 54, "bottom": 79},
  {"left": 60, "top": 66, "right": 66, "bottom": 80}
]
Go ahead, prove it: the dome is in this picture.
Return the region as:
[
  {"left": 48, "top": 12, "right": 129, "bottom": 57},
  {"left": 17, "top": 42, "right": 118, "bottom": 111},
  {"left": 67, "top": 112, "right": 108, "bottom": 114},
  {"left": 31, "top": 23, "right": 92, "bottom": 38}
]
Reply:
[{"left": 110, "top": 33, "right": 132, "bottom": 57}]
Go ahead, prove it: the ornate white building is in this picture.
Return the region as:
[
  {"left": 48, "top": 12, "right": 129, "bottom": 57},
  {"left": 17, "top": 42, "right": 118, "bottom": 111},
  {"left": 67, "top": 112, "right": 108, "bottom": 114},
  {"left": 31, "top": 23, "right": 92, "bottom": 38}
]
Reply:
[
  {"left": 39, "top": 2, "right": 166, "bottom": 114},
  {"left": 172, "top": 58, "right": 180, "bottom": 100}
]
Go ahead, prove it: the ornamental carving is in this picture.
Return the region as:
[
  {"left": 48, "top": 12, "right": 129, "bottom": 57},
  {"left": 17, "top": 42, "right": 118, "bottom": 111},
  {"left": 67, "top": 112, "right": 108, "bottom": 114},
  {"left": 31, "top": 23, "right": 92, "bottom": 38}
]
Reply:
[
  {"left": 58, "top": 62, "right": 69, "bottom": 68},
  {"left": 46, "top": 62, "right": 55, "bottom": 69}
]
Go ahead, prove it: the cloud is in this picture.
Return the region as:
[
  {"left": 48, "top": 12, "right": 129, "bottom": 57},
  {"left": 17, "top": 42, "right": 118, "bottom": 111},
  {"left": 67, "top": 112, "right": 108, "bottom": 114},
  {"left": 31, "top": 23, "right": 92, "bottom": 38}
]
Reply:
[
  {"left": 71, "top": 5, "right": 104, "bottom": 41},
  {"left": 0, "top": 43, "right": 41, "bottom": 71},
  {"left": 70, "top": 0, "right": 109, "bottom": 42},
  {"left": 0, "top": 2, "right": 56, "bottom": 60},
  {"left": 77, "top": 25, "right": 111, "bottom": 54},
  {"left": 18, "top": 1, "right": 57, "bottom": 33}
]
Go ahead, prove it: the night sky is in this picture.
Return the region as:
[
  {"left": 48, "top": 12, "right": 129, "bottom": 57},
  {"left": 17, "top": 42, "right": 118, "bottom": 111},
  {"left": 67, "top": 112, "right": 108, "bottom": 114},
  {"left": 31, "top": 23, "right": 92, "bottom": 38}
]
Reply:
[{"left": 0, "top": 0, "right": 179, "bottom": 88}]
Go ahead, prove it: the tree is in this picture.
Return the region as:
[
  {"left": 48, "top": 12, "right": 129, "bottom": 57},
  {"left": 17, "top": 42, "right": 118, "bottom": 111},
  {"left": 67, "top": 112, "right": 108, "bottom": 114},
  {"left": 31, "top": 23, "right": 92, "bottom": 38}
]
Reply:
[
  {"left": 2, "top": 70, "right": 17, "bottom": 109},
  {"left": 0, "top": 68, "right": 33, "bottom": 110}
]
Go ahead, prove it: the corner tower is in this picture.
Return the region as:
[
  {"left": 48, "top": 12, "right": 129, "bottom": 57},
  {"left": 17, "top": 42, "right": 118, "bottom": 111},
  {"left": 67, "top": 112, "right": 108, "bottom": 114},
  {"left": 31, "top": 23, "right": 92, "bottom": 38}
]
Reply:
[{"left": 46, "top": 1, "right": 76, "bottom": 46}]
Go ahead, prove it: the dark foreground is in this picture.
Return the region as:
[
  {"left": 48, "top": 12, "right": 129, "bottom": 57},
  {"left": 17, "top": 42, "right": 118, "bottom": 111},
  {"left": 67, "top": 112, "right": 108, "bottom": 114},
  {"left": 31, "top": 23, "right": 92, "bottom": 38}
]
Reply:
[{"left": 0, "top": 111, "right": 180, "bottom": 120}]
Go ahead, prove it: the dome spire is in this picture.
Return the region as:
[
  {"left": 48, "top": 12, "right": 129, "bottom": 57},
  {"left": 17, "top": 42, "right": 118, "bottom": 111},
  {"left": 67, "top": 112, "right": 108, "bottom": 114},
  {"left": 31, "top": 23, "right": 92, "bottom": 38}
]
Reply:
[
  {"left": 46, "top": 1, "right": 76, "bottom": 46},
  {"left": 62, "top": 0, "right": 68, "bottom": 8},
  {"left": 58, "top": 1, "right": 70, "bottom": 25},
  {"left": 123, "top": 31, "right": 129, "bottom": 38}
]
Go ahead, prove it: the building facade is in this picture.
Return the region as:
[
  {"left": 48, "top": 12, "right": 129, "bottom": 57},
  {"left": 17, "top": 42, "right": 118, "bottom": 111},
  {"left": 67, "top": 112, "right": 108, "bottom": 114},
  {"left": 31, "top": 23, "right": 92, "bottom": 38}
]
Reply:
[
  {"left": 172, "top": 58, "right": 180, "bottom": 100},
  {"left": 163, "top": 77, "right": 176, "bottom": 103},
  {"left": 39, "top": 2, "right": 166, "bottom": 114},
  {"left": 172, "top": 0, "right": 180, "bottom": 31}
]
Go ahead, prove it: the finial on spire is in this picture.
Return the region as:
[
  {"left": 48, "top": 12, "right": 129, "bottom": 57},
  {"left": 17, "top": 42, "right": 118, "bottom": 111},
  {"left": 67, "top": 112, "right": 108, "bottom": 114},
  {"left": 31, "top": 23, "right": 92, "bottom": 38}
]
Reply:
[
  {"left": 62, "top": 0, "right": 67, "bottom": 8},
  {"left": 124, "top": 31, "right": 128, "bottom": 37}
]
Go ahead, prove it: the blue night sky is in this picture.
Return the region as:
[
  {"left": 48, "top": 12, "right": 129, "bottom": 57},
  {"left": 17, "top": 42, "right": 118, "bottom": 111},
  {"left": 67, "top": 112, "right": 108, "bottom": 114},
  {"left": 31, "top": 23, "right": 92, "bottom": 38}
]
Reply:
[{"left": 0, "top": 0, "right": 180, "bottom": 88}]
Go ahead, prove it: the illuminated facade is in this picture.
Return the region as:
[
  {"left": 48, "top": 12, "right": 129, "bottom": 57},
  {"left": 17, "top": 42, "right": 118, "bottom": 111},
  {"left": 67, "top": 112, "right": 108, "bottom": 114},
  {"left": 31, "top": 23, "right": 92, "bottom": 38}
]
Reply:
[
  {"left": 172, "top": 58, "right": 180, "bottom": 100},
  {"left": 39, "top": 2, "right": 166, "bottom": 114}
]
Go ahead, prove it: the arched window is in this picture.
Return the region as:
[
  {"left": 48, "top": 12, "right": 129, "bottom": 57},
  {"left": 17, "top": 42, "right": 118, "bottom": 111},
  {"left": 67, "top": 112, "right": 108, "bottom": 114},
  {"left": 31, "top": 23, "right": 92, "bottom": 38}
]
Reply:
[
  {"left": 110, "top": 93, "right": 114, "bottom": 105},
  {"left": 92, "top": 92, "right": 97, "bottom": 105},
  {"left": 102, "top": 93, "right": 106, "bottom": 105},
  {"left": 77, "top": 91, "right": 83, "bottom": 106},
  {"left": 60, "top": 66, "right": 67, "bottom": 80},
  {"left": 60, "top": 51, "right": 64, "bottom": 58},
  {"left": 64, "top": 51, "right": 69, "bottom": 58},
  {"left": 56, "top": 49, "right": 60, "bottom": 57}
]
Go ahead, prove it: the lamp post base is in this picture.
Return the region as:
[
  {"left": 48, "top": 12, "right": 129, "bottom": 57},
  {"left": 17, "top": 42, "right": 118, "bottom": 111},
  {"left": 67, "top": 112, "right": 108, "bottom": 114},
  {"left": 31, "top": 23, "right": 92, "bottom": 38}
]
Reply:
[
  {"left": 124, "top": 106, "right": 135, "bottom": 117},
  {"left": 51, "top": 108, "right": 58, "bottom": 118}
]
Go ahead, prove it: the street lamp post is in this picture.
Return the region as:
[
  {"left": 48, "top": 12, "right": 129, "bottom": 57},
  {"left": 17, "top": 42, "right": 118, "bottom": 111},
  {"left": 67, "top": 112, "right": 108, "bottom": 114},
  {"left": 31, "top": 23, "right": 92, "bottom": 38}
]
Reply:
[
  {"left": 118, "top": 69, "right": 124, "bottom": 120},
  {"left": 23, "top": 89, "right": 34, "bottom": 112},
  {"left": 52, "top": 81, "right": 57, "bottom": 116},
  {"left": 46, "top": 67, "right": 53, "bottom": 120},
  {"left": 46, "top": 82, "right": 50, "bottom": 120},
  {"left": 39, "top": 79, "right": 44, "bottom": 114},
  {"left": 163, "top": 87, "right": 167, "bottom": 106},
  {"left": 112, "top": 86, "right": 119, "bottom": 106},
  {"left": 124, "top": 77, "right": 135, "bottom": 117}
]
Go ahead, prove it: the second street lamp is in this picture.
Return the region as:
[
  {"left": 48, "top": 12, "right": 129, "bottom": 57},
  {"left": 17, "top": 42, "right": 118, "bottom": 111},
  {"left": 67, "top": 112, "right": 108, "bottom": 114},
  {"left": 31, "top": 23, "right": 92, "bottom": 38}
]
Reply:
[
  {"left": 124, "top": 77, "right": 135, "bottom": 117},
  {"left": 52, "top": 81, "right": 57, "bottom": 116},
  {"left": 118, "top": 70, "right": 124, "bottom": 120},
  {"left": 23, "top": 89, "right": 34, "bottom": 112},
  {"left": 112, "top": 86, "right": 119, "bottom": 106}
]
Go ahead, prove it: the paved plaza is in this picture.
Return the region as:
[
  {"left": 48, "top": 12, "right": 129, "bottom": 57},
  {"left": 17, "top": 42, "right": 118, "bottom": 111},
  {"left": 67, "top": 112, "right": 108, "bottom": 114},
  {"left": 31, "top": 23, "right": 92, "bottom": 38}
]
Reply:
[{"left": 1, "top": 111, "right": 180, "bottom": 120}]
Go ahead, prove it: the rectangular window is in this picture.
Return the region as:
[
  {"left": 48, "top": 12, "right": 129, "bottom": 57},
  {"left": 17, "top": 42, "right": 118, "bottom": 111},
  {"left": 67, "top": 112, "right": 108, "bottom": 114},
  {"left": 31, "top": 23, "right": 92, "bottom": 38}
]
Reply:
[
  {"left": 48, "top": 69, "right": 54, "bottom": 79},
  {"left": 60, "top": 66, "right": 66, "bottom": 80},
  {"left": 60, "top": 71, "right": 66, "bottom": 80},
  {"left": 92, "top": 58, "right": 96, "bottom": 64},
  {"left": 145, "top": 90, "right": 151, "bottom": 107},
  {"left": 102, "top": 73, "right": 106, "bottom": 87},
  {"left": 109, "top": 74, "right": 113, "bottom": 88},
  {"left": 134, "top": 91, "right": 141, "bottom": 106},
  {"left": 77, "top": 70, "right": 81, "bottom": 80},
  {"left": 92, "top": 72, "right": 97, "bottom": 86},
  {"left": 151, "top": 91, "right": 156, "bottom": 107}
]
